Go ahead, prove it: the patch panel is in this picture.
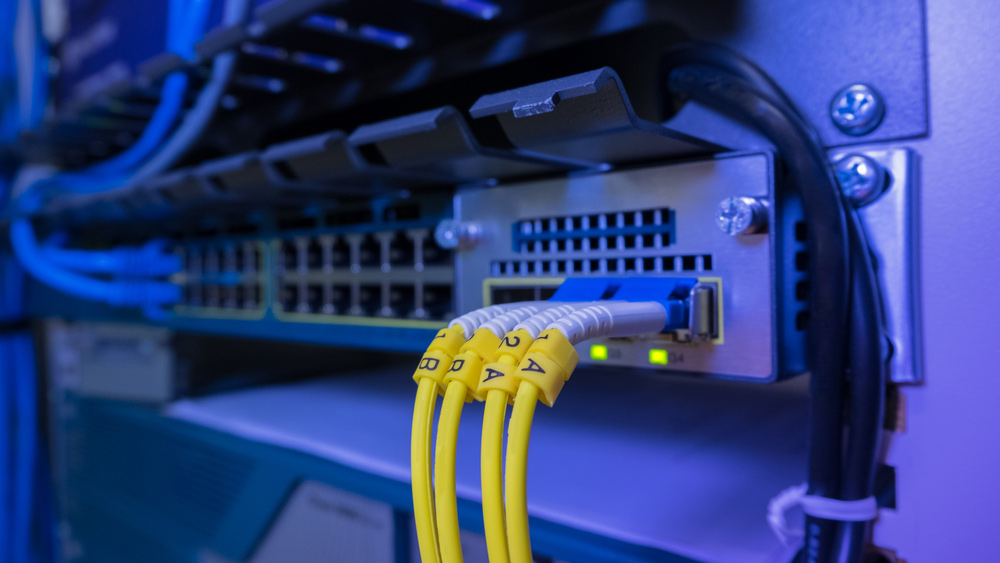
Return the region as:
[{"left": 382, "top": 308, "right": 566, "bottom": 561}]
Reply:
[
  {"left": 174, "top": 240, "right": 267, "bottom": 319},
  {"left": 274, "top": 226, "right": 453, "bottom": 322},
  {"left": 166, "top": 195, "right": 456, "bottom": 329}
]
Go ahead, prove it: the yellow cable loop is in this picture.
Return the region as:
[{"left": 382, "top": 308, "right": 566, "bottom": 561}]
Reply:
[
  {"left": 505, "top": 381, "right": 540, "bottom": 563},
  {"left": 412, "top": 377, "right": 443, "bottom": 563},
  {"left": 412, "top": 325, "right": 466, "bottom": 563},
  {"left": 434, "top": 328, "right": 500, "bottom": 563}
]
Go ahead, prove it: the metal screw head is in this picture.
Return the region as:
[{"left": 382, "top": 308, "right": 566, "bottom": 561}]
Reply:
[
  {"left": 835, "top": 153, "right": 889, "bottom": 207},
  {"left": 830, "top": 84, "right": 885, "bottom": 136},
  {"left": 434, "top": 220, "right": 482, "bottom": 250},
  {"left": 715, "top": 197, "right": 768, "bottom": 236}
]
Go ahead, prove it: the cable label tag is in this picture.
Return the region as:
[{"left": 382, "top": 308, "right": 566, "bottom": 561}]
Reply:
[
  {"left": 483, "top": 368, "right": 504, "bottom": 381},
  {"left": 501, "top": 335, "right": 521, "bottom": 348},
  {"left": 418, "top": 357, "right": 440, "bottom": 371},
  {"left": 521, "top": 359, "right": 545, "bottom": 373}
]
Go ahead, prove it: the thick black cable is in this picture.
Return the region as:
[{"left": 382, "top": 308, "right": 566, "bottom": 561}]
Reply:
[
  {"left": 835, "top": 210, "right": 889, "bottom": 563},
  {"left": 665, "top": 63, "right": 850, "bottom": 563},
  {"left": 657, "top": 43, "right": 806, "bottom": 123}
]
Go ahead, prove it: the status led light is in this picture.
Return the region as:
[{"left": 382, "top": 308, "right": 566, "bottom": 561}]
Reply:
[
  {"left": 590, "top": 344, "right": 609, "bottom": 361},
  {"left": 649, "top": 349, "right": 668, "bottom": 365}
]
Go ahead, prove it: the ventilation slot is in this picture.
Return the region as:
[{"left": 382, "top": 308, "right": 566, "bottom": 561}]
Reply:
[
  {"left": 490, "top": 254, "right": 715, "bottom": 277},
  {"left": 513, "top": 207, "right": 675, "bottom": 254}
]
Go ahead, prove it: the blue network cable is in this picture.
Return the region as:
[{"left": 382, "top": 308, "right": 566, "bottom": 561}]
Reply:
[
  {"left": 0, "top": 324, "right": 9, "bottom": 563},
  {"left": 42, "top": 238, "right": 182, "bottom": 277},
  {"left": 0, "top": 0, "right": 22, "bottom": 144},
  {"left": 10, "top": 0, "right": 247, "bottom": 311},
  {"left": 5, "top": 263, "right": 35, "bottom": 563},
  {"left": 0, "top": 2, "right": 25, "bottom": 548},
  {"left": 0, "top": 255, "right": 36, "bottom": 563},
  {"left": 26, "top": 0, "right": 47, "bottom": 130},
  {"left": 11, "top": 219, "right": 181, "bottom": 307},
  {"left": 37, "top": 0, "right": 213, "bottom": 195}
]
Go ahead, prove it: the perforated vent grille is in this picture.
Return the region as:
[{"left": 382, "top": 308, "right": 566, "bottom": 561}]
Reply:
[
  {"left": 793, "top": 220, "right": 810, "bottom": 331},
  {"left": 513, "top": 208, "right": 675, "bottom": 254},
  {"left": 491, "top": 254, "right": 712, "bottom": 276}
]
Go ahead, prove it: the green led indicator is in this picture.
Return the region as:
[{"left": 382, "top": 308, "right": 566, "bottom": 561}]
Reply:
[
  {"left": 590, "top": 344, "right": 609, "bottom": 361},
  {"left": 649, "top": 349, "right": 669, "bottom": 365}
]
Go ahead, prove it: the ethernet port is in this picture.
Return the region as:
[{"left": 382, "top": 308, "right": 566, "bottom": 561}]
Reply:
[
  {"left": 389, "top": 232, "right": 414, "bottom": 266},
  {"left": 203, "top": 249, "right": 221, "bottom": 273},
  {"left": 423, "top": 284, "right": 453, "bottom": 319},
  {"left": 221, "top": 246, "right": 238, "bottom": 272},
  {"left": 224, "top": 285, "right": 240, "bottom": 308},
  {"left": 422, "top": 236, "right": 451, "bottom": 266},
  {"left": 183, "top": 250, "right": 202, "bottom": 273},
  {"left": 332, "top": 237, "right": 350, "bottom": 268},
  {"left": 358, "top": 284, "right": 382, "bottom": 316},
  {"left": 184, "top": 284, "right": 202, "bottom": 306},
  {"left": 359, "top": 235, "right": 380, "bottom": 267},
  {"left": 306, "top": 284, "right": 323, "bottom": 313},
  {"left": 244, "top": 285, "right": 260, "bottom": 309},
  {"left": 243, "top": 245, "right": 260, "bottom": 273},
  {"left": 330, "top": 285, "right": 350, "bottom": 313},
  {"left": 233, "top": 246, "right": 245, "bottom": 272},
  {"left": 389, "top": 284, "right": 416, "bottom": 317},
  {"left": 205, "top": 285, "right": 221, "bottom": 307},
  {"left": 281, "top": 240, "right": 297, "bottom": 270},
  {"left": 281, "top": 285, "right": 299, "bottom": 312},
  {"left": 307, "top": 239, "right": 322, "bottom": 270}
]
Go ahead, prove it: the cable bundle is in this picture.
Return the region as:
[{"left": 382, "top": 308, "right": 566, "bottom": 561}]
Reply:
[
  {"left": 7, "top": 0, "right": 252, "bottom": 311},
  {"left": 411, "top": 300, "right": 672, "bottom": 562},
  {"left": 661, "top": 44, "right": 889, "bottom": 563}
]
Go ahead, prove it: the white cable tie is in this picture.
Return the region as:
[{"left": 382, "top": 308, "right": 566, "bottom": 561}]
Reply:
[
  {"left": 767, "top": 483, "right": 878, "bottom": 546},
  {"left": 767, "top": 483, "right": 808, "bottom": 545}
]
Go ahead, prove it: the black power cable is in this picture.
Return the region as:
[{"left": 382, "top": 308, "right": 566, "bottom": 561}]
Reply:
[
  {"left": 664, "top": 62, "right": 850, "bottom": 563},
  {"left": 661, "top": 46, "right": 888, "bottom": 563},
  {"left": 836, "top": 210, "right": 889, "bottom": 563}
]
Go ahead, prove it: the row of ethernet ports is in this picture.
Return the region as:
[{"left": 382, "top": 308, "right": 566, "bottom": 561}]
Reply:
[
  {"left": 279, "top": 230, "right": 449, "bottom": 274},
  {"left": 183, "top": 284, "right": 263, "bottom": 310},
  {"left": 181, "top": 243, "right": 263, "bottom": 275},
  {"left": 279, "top": 282, "right": 453, "bottom": 320}
]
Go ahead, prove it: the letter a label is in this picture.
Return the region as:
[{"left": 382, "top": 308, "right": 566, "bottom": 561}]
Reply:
[
  {"left": 522, "top": 358, "right": 545, "bottom": 373},
  {"left": 418, "top": 357, "right": 440, "bottom": 371},
  {"left": 483, "top": 368, "right": 504, "bottom": 381}
]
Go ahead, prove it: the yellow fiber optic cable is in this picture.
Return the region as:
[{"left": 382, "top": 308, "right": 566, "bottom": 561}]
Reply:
[
  {"left": 412, "top": 377, "right": 443, "bottom": 563},
  {"left": 505, "top": 381, "right": 540, "bottom": 563},
  {"left": 478, "top": 328, "right": 537, "bottom": 562},
  {"left": 481, "top": 389, "right": 510, "bottom": 562},
  {"left": 434, "top": 328, "right": 501, "bottom": 563},
  {"left": 504, "top": 328, "right": 580, "bottom": 563},
  {"left": 434, "top": 383, "right": 469, "bottom": 562},
  {"left": 412, "top": 325, "right": 465, "bottom": 563}
]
